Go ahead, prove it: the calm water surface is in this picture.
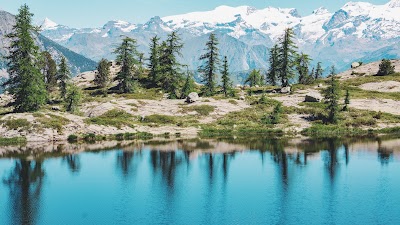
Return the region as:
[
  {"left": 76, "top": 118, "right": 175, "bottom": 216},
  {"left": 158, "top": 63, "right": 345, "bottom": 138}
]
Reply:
[{"left": 1, "top": 137, "right": 400, "bottom": 225}]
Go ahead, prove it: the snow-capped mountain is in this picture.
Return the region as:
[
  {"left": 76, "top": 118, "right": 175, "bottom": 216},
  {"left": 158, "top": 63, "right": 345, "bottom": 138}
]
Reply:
[
  {"left": 0, "top": 10, "right": 97, "bottom": 78},
  {"left": 39, "top": 0, "right": 400, "bottom": 81}
]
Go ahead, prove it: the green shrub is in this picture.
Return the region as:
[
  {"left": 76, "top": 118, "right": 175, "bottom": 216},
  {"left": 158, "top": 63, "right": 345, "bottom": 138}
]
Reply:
[
  {"left": 85, "top": 109, "right": 135, "bottom": 128},
  {"left": 67, "top": 135, "right": 78, "bottom": 142},
  {"left": 143, "top": 114, "right": 177, "bottom": 124},
  {"left": 377, "top": 59, "right": 395, "bottom": 76}
]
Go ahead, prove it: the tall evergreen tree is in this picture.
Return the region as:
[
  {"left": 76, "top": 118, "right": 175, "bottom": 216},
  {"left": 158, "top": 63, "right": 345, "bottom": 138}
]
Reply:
[
  {"left": 181, "top": 66, "right": 195, "bottom": 99},
  {"left": 64, "top": 84, "right": 82, "bottom": 113},
  {"left": 159, "top": 31, "right": 184, "bottom": 98},
  {"left": 4, "top": 4, "right": 47, "bottom": 112},
  {"left": 221, "top": 56, "right": 233, "bottom": 97},
  {"left": 40, "top": 51, "right": 57, "bottom": 92},
  {"left": 296, "top": 52, "right": 312, "bottom": 84},
  {"left": 94, "top": 58, "right": 110, "bottom": 89},
  {"left": 57, "top": 56, "right": 71, "bottom": 99},
  {"left": 315, "top": 62, "right": 323, "bottom": 80},
  {"left": 278, "top": 28, "right": 297, "bottom": 87},
  {"left": 198, "top": 33, "right": 220, "bottom": 96},
  {"left": 114, "top": 37, "right": 141, "bottom": 93},
  {"left": 324, "top": 66, "right": 340, "bottom": 124},
  {"left": 267, "top": 44, "right": 279, "bottom": 86},
  {"left": 148, "top": 35, "right": 161, "bottom": 86}
]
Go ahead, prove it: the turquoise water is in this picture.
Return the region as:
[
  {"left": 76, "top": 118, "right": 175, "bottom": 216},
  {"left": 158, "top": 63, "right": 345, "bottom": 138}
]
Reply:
[{"left": 1, "top": 138, "right": 400, "bottom": 225}]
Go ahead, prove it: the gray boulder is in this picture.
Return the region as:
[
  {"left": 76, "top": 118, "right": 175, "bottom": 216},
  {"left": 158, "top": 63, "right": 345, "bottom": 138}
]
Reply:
[
  {"left": 186, "top": 92, "right": 199, "bottom": 104},
  {"left": 305, "top": 93, "right": 322, "bottom": 102},
  {"left": 280, "top": 86, "right": 291, "bottom": 94}
]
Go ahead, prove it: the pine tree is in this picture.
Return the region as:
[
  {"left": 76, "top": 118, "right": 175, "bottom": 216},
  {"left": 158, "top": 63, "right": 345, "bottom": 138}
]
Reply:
[
  {"left": 377, "top": 59, "right": 395, "bottom": 76},
  {"left": 40, "top": 51, "right": 57, "bottom": 92},
  {"left": 94, "top": 58, "right": 110, "bottom": 90},
  {"left": 57, "top": 56, "right": 71, "bottom": 99},
  {"left": 324, "top": 66, "right": 340, "bottom": 124},
  {"left": 221, "top": 56, "right": 233, "bottom": 97},
  {"left": 278, "top": 28, "right": 298, "bottom": 87},
  {"left": 245, "top": 69, "right": 263, "bottom": 87},
  {"left": 296, "top": 52, "right": 313, "bottom": 84},
  {"left": 64, "top": 84, "right": 82, "bottom": 113},
  {"left": 148, "top": 35, "right": 161, "bottom": 86},
  {"left": 315, "top": 62, "right": 323, "bottom": 80},
  {"left": 114, "top": 37, "right": 141, "bottom": 93},
  {"left": 267, "top": 44, "right": 279, "bottom": 86},
  {"left": 343, "top": 89, "right": 350, "bottom": 111},
  {"left": 181, "top": 67, "right": 195, "bottom": 99},
  {"left": 159, "top": 31, "right": 184, "bottom": 98},
  {"left": 198, "top": 33, "right": 220, "bottom": 96},
  {"left": 3, "top": 4, "right": 47, "bottom": 112}
]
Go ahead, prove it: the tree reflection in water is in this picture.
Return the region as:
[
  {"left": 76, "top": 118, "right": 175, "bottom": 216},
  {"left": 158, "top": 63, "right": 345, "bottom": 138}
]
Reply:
[
  {"left": 2, "top": 159, "right": 45, "bottom": 225},
  {"left": 62, "top": 155, "right": 81, "bottom": 174},
  {"left": 116, "top": 150, "right": 143, "bottom": 179}
]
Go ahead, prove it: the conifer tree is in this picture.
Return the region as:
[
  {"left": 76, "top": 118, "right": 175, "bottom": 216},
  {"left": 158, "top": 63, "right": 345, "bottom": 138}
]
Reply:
[
  {"left": 315, "top": 62, "right": 323, "bottom": 80},
  {"left": 114, "top": 37, "right": 141, "bottom": 93},
  {"left": 40, "top": 51, "right": 57, "bottom": 92},
  {"left": 181, "top": 67, "right": 195, "bottom": 99},
  {"left": 57, "top": 56, "right": 71, "bottom": 99},
  {"left": 343, "top": 89, "right": 350, "bottom": 111},
  {"left": 245, "top": 69, "right": 263, "bottom": 87},
  {"left": 64, "top": 84, "right": 82, "bottom": 114},
  {"left": 148, "top": 35, "right": 161, "bottom": 86},
  {"left": 278, "top": 28, "right": 297, "bottom": 87},
  {"left": 267, "top": 44, "right": 279, "bottom": 86},
  {"left": 94, "top": 58, "right": 110, "bottom": 90},
  {"left": 4, "top": 4, "right": 47, "bottom": 112},
  {"left": 198, "top": 33, "right": 220, "bottom": 96},
  {"left": 377, "top": 59, "right": 395, "bottom": 76},
  {"left": 296, "top": 52, "right": 312, "bottom": 84},
  {"left": 221, "top": 56, "right": 233, "bottom": 97},
  {"left": 324, "top": 66, "right": 340, "bottom": 124},
  {"left": 159, "top": 31, "right": 184, "bottom": 98}
]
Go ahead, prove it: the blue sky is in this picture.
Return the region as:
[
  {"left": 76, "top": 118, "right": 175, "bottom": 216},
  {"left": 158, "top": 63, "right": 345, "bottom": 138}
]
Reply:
[{"left": 0, "top": 0, "right": 390, "bottom": 28}]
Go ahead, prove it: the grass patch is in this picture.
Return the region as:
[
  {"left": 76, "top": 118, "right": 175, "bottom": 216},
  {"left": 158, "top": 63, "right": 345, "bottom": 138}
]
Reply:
[
  {"left": 228, "top": 99, "right": 238, "bottom": 105},
  {"left": 85, "top": 109, "right": 135, "bottom": 128},
  {"left": 0, "top": 137, "right": 27, "bottom": 146},
  {"left": 120, "top": 88, "right": 163, "bottom": 100},
  {"left": 180, "top": 105, "right": 216, "bottom": 116},
  {"left": 301, "top": 124, "right": 369, "bottom": 137},
  {"left": 36, "top": 113, "right": 70, "bottom": 133},
  {"left": 143, "top": 114, "right": 177, "bottom": 124},
  {"left": 1, "top": 118, "right": 31, "bottom": 131}
]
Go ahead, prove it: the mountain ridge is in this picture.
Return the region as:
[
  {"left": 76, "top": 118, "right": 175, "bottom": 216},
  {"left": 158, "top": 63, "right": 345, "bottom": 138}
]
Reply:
[{"left": 38, "top": 0, "right": 400, "bottom": 77}]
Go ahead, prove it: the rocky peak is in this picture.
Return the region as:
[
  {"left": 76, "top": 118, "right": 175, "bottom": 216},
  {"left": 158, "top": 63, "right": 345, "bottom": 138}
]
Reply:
[{"left": 312, "top": 7, "right": 330, "bottom": 15}]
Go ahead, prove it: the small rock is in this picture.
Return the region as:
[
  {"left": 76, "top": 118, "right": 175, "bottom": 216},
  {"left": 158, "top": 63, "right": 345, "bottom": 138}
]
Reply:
[
  {"left": 51, "top": 106, "right": 61, "bottom": 111},
  {"left": 305, "top": 93, "right": 322, "bottom": 102},
  {"left": 272, "top": 90, "right": 277, "bottom": 93},
  {"left": 239, "top": 96, "right": 245, "bottom": 100},
  {"left": 186, "top": 92, "right": 199, "bottom": 104},
  {"left": 318, "top": 83, "right": 323, "bottom": 88},
  {"left": 280, "top": 86, "right": 291, "bottom": 94},
  {"left": 351, "top": 62, "right": 360, "bottom": 69}
]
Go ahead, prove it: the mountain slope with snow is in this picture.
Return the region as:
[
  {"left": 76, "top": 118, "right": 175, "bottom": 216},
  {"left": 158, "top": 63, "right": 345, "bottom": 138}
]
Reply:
[{"left": 38, "top": 0, "right": 400, "bottom": 77}]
